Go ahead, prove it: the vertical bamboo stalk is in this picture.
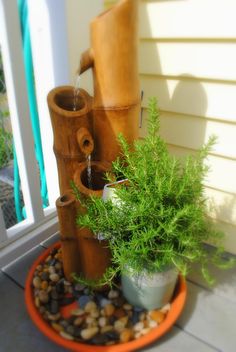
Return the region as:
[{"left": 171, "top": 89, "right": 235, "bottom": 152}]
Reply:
[
  {"left": 47, "top": 86, "right": 94, "bottom": 194},
  {"left": 79, "top": 0, "right": 140, "bottom": 162},
  {"left": 74, "top": 161, "right": 111, "bottom": 283},
  {"left": 56, "top": 191, "right": 81, "bottom": 281}
]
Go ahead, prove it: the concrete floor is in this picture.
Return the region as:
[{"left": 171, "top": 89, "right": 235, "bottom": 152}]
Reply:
[{"left": 0, "top": 233, "right": 236, "bottom": 352}]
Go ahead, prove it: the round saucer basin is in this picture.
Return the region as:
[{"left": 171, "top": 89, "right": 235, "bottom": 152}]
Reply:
[{"left": 25, "top": 242, "right": 187, "bottom": 352}]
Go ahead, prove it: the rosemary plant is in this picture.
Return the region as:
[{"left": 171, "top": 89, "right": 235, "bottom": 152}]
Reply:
[{"left": 73, "top": 98, "right": 234, "bottom": 287}]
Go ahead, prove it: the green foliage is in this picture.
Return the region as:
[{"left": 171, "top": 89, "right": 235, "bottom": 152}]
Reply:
[
  {"left": 0, "top": 52, "right": 12, "bottom": 168},
  {"left": 0, "top": 53, "right": 6, "bottom": 93},
  {"left": 74, "top": 98, "right": 234, "bottom": 287},
  {"left": 0, "top": 105, "right": 13, "bottom": 168},
  {"left": 0, "top": 125, "right": 13, "bottom": 168}
]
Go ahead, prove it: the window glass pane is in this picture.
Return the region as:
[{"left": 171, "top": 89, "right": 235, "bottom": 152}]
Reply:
[{"left": 0, "top": 47, "right": 25, "bottom": 228}]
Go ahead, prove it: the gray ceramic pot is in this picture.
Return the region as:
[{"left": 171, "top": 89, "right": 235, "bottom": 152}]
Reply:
[{"left": 121, "top": 266, "right": 178, "bottom": 310}]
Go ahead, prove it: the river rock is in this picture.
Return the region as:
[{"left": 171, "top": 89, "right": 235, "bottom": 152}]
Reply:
[
  {"left": 41, "top": 271, "right": 49, "bottom": 281},
  {"left": 160, "top": 303, "right": 171, "bottom": 313},
  {"left": 141, "top": 327, "right": 151, "bottom": 336},
  {"left": 66, "top": 325, "right": 75, "bottom": 336},
  {"left": 98, "top": 317, "right": 107, "bottom": 328},
  {"left": 123, "top": 303, "right": 132, "bottom": 311},
  {"left": 131, "top": 311, "right": 140, "bottom": 325},
  {"left": 90, "top": 333, "right": 109, "bottom": 345},
  {"left": 114, "top": 308, "right": 126, "bottom": 319},
  {"left": 71, "top": 308, "right": 85, "bottom": 317},
  {"left": 50, "top": 289, "right": 59, "bottom": 300},
  {"left": 114, "top": 316, "right": 128, "bottom": 332},
  {"left": 120, "top": 328, "right": 133, "bottom": 343},
  {"left": 149, "top": 310, "right": 165, "bottom": 324},
  {"left": 75, "top": 283, "right": 86, "bottom": 292},
  {"left": 78, "top": 295, "right": 92, "bottom": 309},
  {"left": 81, "top": 327, "right": 99, "bottom": 340},
  {"left": 48, "top": 266, "right": 56, "bottom": 274},
  {"left": 51, "top": 322, "right": 63, "bottom": 332},
  {"left": 55, "top": 262, "right": 62, "bottom": 271},
  {"left": 41, "top": 280, "right": 48, "bottom": 290},
  {"left": 133, "top": 321, "right": 144, "bottom": 332},
  {"left": 39, "top": 306, "right": 46, "bottom": 314},
  {"left": 60, "top": 331, "right": 74, "bottom": 340},
  {"left": 108, "top": 290, "right": 119, "bottom": 300},
  {"left": 84, "top": 301, "right": 97, "bottom": 313},
  {"left": 59, "top": 296, "right": 75, "bottom": 306},
  {"left": 36, "top": 264, "right": 43, "bottom": 271},
  {"left": 104, "top": 303, "right": 115, "bottom": 317},
  {"left": 47, "top": 312, "right": 61, "bottom": 321},
  {"left": 33, "top": 276, "right": 41, "bottom": 289},
  {"left": 149, "top": 319, "right": 158, "bottom": 328},
  {"left": 134, "top": 306, "right": 144, "bottom": 312},
  {"left": 59, "top": 320, "right": 69, "bottom": 329},
  {"left": 139, "top": 312, "right": 146, "bottom": 321},
  {"left": 90, "top": 309, "right": 99, "bottom": 318},
  {"left": 38, "top": 290, "right": 49, "bottom": 304},
  {"left": 101, "top": 325, "right": 113, "bottom": 334},
  {"left": 49, "top": 273, "right": 60, "bottom": 283},
  {"left": 34, "top": 296, "right": 40, "bottom": 308},
  {"left": 86, "top": 316, "right": 97, "bottom": 325},
  {"left": 100, "top": 298, "right": 111, "bottom": 308},
  {"left": 113, "top": 296, "right": 125, "bottom": 307},
  {"left": 73, "top": 317, "right": 84, "bottom": 327},
  {"left": 55, "top": 280, "right": 65, "bottom": 294},
  {"left": 50, "top": 300, "right": 59, "bottom": 314},
  {"left": 103, "top": 330, "right": 119, "bottom": 342}
]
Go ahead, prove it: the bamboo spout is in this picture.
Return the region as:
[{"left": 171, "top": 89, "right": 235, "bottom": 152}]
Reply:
[
  {"left": 80, "top": 0, "right": 140, "bottom": 162},
  {"left": 79, "top": 48, "right": 94, "bottom": 75},
  {"left": 76, "top": 127, "right": 94, "bottom": 157}
]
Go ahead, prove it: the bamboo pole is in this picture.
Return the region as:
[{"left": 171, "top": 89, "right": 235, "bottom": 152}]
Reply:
[
  {"left": 47, "top": 86, "right": 94, "bottom": 194},
  {"left": 79, "top": 0, "right": 140, "bottom": 162},
  {"left": 56, "top": 191, "right": 81, "bottom": 281},
  {"left": 74, "top": 161, "right": 111, "bottom": 282}
]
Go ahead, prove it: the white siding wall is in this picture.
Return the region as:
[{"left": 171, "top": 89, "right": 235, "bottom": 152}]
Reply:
[{"left": 67, "top": 0, "right": 236, "bottom": 254}]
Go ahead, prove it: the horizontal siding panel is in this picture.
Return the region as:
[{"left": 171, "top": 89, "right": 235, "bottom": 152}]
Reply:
[
  {"left": 141, "top": 76, "right": 236, "bottom": 122},
  {"left": 139, "top": 110, "right": 236, "bottom": 159},
  {"left": 139, "top": 42, "right": 236, "bottom": 82},
  {"left": 212, "top": 221, "right": 236, "bottom": 254},
  {"left": 204, "top": 188, "right": 236, "bottom": 226},
  {"left": 140, "top": 0, "right": 236, "bottom": 39},
  {"left": 167, "top": 145, "right": 236, "bottom": 195},
  {"left": 104, "top": 0, "right": 117, "bottom": 8}
]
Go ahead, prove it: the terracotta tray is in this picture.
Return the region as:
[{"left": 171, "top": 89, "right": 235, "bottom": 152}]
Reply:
[{"left": 25, "top": 242, "right": 187, "bottom": 352}]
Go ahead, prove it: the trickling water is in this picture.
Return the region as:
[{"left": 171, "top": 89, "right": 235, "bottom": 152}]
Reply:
[
  {"left": 87, "top": 154, "right": 93, "bottom": 189},
  {"left": 73, "top": 74, "right": 81, "bottom": 111}
]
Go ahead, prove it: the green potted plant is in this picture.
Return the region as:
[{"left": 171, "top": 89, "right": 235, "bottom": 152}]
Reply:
[{"left": 73, "top": 98, "right": 234, "bottom": 310}]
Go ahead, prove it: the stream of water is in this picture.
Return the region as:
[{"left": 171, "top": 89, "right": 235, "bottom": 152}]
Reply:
[
  {"left": 73, "top": 74, "right": 81, "bottom": 111},
  {"left": 87, "top": 154, "right": 93, "bottom": 189}
]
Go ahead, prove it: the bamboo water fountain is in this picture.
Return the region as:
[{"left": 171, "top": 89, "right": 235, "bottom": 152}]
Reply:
[
  {"left": 25, "top": 2, "right": 187, "bottom": 349},
  {"left": 47, "top": 0, "right": 140, "bottom": 284}
]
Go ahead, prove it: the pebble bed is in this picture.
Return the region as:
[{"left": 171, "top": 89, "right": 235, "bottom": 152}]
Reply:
[{"left": 32, "top": 246, "right": 171, "bottom": 346}]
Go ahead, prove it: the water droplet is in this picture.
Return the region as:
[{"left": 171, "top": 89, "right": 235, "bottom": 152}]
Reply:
[{"left": 87, "top": 154, "right": 93, "bottom": 189}]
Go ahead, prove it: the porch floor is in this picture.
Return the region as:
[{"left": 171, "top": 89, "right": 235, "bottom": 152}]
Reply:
[{"left": 0, "top": 233, "right": 235, "bottom": 352}]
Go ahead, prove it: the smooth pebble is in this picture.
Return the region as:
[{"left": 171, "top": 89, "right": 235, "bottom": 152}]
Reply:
[
  {"left": 33, "top": 277, "right": 41, "bottom": 289},
  {"left": 81, "top": 327, "right": 99, "bottom": 340},
  {"left": 108, "top": 290, "right": 119, "bottom": 300},
  {"left": 60, "top": 331, "right": 74, "bottom": 340}
]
